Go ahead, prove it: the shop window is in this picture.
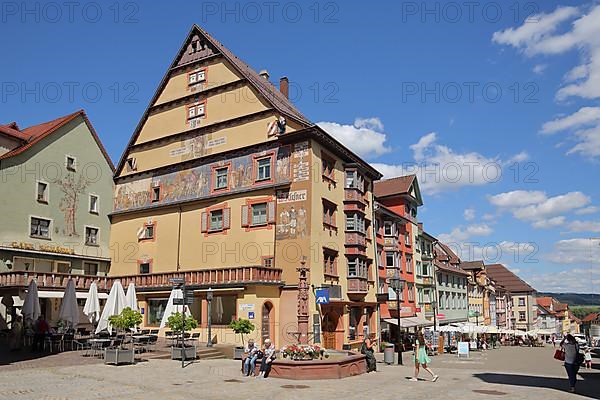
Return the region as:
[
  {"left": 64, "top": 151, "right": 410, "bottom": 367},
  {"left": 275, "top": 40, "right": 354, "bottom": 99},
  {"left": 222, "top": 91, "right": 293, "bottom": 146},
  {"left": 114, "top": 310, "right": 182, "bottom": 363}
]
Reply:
[
  {"left": 210, "top": 295, "right": 236, "bottom": 325},
  {"left": 84, "top": 262, "right": 98, "bottom": 276},
  {"left": 348, "top": 307, "right": 362, "bottom": 341},
  {"left": 30, "top": 217, "right": 51, "bottom": 239},
  {"left": 147, "top": 298, "right": 169, "bottom": 326}
]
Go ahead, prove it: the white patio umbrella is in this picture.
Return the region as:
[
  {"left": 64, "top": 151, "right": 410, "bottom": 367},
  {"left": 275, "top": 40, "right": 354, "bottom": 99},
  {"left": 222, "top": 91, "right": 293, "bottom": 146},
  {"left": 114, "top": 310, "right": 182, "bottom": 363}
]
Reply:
[
  {"left": 96, "top": 280, "right": 127, "bottom": 334},
  {"left": 159, "top": 288, "right": 189, "bottom": 329},
  {"left": 58, "top": 278, "right": 79, "bottom": 328},
  {"left": 83, "top": 281, "right": 101, "bottom": 324},
  {"left": 125, "top": 282, "right": 138, "bottom": 312},
  {"left": 438, "top": 325, "right": 462, "bottom": 332},
  {"left": 22, "top": 279, "right": 41, "bottom": 321}
]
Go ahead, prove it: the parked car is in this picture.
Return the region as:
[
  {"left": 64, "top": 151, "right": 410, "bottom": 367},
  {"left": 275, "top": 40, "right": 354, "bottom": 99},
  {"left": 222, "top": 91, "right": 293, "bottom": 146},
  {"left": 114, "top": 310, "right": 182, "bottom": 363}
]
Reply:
[{"left": 573, "top": 334, "right": 588, "bottom": 345}]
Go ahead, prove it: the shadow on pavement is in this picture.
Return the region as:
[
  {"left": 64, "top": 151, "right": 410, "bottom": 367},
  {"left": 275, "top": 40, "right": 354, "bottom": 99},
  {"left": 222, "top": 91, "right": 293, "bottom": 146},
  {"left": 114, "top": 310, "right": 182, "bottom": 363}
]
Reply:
[{"left": 474, "top": 372, "right": 600, "bottom": 399}]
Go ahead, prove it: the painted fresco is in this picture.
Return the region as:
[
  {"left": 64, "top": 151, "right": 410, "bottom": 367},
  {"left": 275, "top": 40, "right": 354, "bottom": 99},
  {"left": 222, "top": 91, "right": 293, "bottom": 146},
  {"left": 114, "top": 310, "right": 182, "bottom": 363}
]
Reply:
[
  {"left": 55, "top": 172, "right": 90, "bottom": 236},
  {"left": 113, "top": 145, "right": 291, "bottom": 212}
]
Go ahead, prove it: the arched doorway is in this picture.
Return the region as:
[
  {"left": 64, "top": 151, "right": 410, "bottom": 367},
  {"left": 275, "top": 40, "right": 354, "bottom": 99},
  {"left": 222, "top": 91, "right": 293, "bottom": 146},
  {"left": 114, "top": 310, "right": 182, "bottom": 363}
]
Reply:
[
  {"left": 322, "top": 311, "right": 340, "bottom": 350},
  {"left": 261, "top": 301, "right": 274, "bottom": 345}
]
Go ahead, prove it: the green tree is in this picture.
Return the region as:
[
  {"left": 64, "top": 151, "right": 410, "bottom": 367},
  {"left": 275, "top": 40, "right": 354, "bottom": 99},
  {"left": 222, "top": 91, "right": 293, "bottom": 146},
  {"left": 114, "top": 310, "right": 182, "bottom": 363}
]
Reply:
[
  {"left": 166, "top": 312, "right": 198, "bottom": 333},
  {"left": 108, "top": 307, "right": 143, "bottom": 348},
  {"left": 228, "top": 318, "right": 255, "bottom": 346}
]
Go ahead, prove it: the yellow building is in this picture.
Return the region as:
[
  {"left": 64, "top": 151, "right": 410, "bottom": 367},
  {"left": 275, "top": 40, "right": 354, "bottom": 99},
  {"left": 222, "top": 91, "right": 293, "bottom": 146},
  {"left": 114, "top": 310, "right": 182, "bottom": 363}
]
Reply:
[{"left": 109, "top": 25, "right": 381, "bottom": 350}]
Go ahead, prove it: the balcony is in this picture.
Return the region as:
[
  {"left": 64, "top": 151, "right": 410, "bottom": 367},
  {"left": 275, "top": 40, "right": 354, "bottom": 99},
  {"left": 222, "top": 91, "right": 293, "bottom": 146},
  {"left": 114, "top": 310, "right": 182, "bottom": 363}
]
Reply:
[
  {"left": 344, "top": 188, "right": 367, "bottom": 205},
  {"left": 347, "top": 277, "right": 368, "bottom": 294},
  {"left": 345, "top": 232, "right": 367, "bottom": 247},
  {"left": 0, "top": 266, "right": 284, "bottom": 292}
]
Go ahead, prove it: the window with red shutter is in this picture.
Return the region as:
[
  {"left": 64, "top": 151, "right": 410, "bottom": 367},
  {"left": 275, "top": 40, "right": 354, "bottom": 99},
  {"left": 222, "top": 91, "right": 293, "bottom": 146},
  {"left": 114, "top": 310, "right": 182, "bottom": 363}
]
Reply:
[
  {"left": 267, "top": 201, "right": 276, "bottom": 224},
  {"left": 223, "top": 207, "right": 231, "bottom": 230},
  {"left": 241, "top": 205, "right": 249, "bottom": 227},
  {"left": 200, "top": 212, "right": 208, "bottom": 233}
]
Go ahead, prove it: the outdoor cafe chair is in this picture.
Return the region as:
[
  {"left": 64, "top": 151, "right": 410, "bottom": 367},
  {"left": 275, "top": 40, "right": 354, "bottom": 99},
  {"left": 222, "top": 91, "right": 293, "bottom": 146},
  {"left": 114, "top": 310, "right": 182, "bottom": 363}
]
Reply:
[
  {"left": 147, "top": 335, "right": 158, "bottom": 352},
  {"left": 185, "top": 332, "right": 200, "bottom": 345},
  {"left": 149, "top": 329, "right": 159, "bottom": 335},
  {"left": 44, "top": 335, "right": 64, "bottom": 353},
  {"left": 141, "top": 329, "right": 150, "bottom": 335}
]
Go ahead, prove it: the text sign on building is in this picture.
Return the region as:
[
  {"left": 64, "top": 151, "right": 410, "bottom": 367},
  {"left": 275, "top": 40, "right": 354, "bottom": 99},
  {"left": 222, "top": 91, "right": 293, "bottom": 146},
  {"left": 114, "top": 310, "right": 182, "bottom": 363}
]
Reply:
[{"left": 315, "top": 289, "right": 330, "bottom": 305}]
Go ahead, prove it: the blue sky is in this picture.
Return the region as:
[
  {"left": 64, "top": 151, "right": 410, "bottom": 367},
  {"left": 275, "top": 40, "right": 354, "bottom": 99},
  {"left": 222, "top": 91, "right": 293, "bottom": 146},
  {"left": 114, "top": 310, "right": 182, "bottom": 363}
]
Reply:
[{"left": 2, "top": 0, "right": 599, "bottom": 293}]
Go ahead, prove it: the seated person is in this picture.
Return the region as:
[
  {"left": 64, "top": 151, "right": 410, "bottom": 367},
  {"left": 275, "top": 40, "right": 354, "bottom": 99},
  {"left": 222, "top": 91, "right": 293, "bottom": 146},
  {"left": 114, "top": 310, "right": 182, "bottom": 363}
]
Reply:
[
  {"left": 242, "top": 339, "right": 259, "bottom": 376},
  {"left": 257, "top": 339, "right": 276, "bottom": 379}
]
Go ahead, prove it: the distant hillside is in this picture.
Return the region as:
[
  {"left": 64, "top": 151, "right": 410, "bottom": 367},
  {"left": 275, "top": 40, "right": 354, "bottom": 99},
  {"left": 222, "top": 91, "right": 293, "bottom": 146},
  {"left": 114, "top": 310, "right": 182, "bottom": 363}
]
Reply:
[{"left": 539, "top": 292, "right": 600, "bottom": 306}]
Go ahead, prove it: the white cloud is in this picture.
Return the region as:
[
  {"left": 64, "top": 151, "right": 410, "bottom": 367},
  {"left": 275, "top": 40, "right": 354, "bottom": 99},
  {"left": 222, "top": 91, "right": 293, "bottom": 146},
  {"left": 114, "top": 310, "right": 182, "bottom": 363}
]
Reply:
[
  {"left": 488, "top": 190, "right": 547, "bottom": 208},
  {"left": 528, "top": 267, "right": 599, "bottom": 293},
  {"left": 532, "top": 216, "right": 566, "bottom": 229},
  {"left": 493, "top": 5, "right": 600, "bottom": 159},
  {"left": 507, "top": 151, "right": 530, "bottom": 163},
  {"left": 464, "top": 208, "right": 476, "bottom": 221},
  {"left": 540, "top": 107, "right": 600, "bottom": 135},
  {"left": 437, "top": 223, "right": 493, "bottom": 244},
  {"left": 482, "top": 213, "right": 496, "bottom": 221},
  {"left": 533, "top": 64, "right": 548, "bottom": 74},
  {"left": 372, "top": 132, "right": 523, "bottom": 195},
  {"left": 317, "top": 118, "right": 391, "bottom": 159},
  {"left": 575, "top": 206, "right": 599, "bottom": 215},
  {"left": 488, "top": 190, "right": 591, "bottom": 228},
  {"left": 567, "top": 220, "right": 600, "bottom": 232},
  {"left": 545, "top": 238, "right": 600, "bottom": 264}
]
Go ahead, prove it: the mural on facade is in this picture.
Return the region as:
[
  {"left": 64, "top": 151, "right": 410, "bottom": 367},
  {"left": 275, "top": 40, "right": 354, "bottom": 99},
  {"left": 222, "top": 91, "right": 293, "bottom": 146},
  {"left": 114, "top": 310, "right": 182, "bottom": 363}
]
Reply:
[
  {"left": 114, "top": 145, "right": 291, "bottom": 212},
  {"left": 54, "top": 172, "right": 89, "bottom": 236}
]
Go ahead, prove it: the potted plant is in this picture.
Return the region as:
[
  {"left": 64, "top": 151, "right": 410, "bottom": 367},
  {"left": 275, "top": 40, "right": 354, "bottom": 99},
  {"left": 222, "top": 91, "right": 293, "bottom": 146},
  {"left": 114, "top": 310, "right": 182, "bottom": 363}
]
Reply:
[
  {"left": 228, "top": 318, "right": 255, "bottom": 359},
  {"left": 166, "top": 312, "right": 198, "bottom": 360},
  {"left": 105, "top": 307, "right": 142, "bottom": 365}
]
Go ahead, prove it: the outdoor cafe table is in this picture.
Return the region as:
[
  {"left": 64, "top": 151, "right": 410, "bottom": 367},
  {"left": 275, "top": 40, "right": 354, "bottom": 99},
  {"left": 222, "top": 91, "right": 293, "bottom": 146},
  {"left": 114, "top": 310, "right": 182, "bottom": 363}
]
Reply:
[{"left": 88, "top": 338, "right": 111, "bottom": 357}]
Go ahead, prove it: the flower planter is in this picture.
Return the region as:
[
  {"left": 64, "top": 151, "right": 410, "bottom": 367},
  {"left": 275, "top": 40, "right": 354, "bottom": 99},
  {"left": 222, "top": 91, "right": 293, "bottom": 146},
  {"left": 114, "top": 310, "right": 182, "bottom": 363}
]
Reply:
[
  {"left": 104, "top": 348, "right": 135, "bottom": 365},
  {"left": 233, "top": 346, "right": 245, "bottom": 360},
  {"left": 171, "top": 345, "right": 197, "bottom": 360}
]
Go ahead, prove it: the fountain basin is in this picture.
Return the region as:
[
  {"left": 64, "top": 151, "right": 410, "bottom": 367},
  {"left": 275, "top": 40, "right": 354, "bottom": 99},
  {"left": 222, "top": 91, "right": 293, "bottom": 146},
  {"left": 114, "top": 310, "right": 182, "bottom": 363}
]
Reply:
[{"left": 255, "top": 352, "right": 367, "bottom": 379}]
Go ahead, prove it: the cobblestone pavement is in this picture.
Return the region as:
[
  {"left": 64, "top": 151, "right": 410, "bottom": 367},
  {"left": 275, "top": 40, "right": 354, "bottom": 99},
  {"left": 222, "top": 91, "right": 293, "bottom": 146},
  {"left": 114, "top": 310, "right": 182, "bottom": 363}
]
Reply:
[{"left": 0, "top": 346, "right": 598, "bottom": 400}]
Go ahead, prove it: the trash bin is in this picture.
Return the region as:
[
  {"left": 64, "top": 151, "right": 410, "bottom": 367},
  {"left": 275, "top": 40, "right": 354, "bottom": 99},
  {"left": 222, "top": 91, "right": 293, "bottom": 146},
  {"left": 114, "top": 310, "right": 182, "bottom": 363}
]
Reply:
[{"left": 384, "top": 343, "right": 395, "bottom": 364}]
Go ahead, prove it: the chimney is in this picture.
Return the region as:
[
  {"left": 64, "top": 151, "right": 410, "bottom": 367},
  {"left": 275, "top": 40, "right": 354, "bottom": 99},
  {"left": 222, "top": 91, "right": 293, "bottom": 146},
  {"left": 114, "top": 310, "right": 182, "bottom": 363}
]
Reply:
[
  {"left": 279, "top": 76, "right": 289, "bottom": 99},
  {"left": 259, "top": 69, "right": 270, "bottom": 80}
]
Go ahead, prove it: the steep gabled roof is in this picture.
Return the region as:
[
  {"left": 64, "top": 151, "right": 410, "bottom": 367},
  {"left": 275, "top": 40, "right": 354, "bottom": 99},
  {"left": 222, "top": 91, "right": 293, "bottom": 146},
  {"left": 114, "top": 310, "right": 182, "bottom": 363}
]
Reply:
[
  {"left": 437, "top": 242, "right": 461, "bottom": 265},
  {"left": 0, "top": 110, "right": 115, "bottom": 171},
  {"left": 486, "top": 264, "right": 536, "bottom": 294},
  {"left": 115, "top": 24, "right": 313, "bottom": 176},
  {"left": 373, "top": 174, "right": 423, "bottom": 206},
  {"left": 0, "top": 122, "right": 28, "bottom": 141},
  {"left": 536, "top": 297, "right": 553, "bottom": 308},
  {"left": 582, "top": 313, "right": 599, "bottom": 322}
]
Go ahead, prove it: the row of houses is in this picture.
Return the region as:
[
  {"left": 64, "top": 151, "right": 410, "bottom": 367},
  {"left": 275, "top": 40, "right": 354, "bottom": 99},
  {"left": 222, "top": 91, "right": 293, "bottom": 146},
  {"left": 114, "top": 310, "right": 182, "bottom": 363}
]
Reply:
[{"left": 0, "top": 24, "right": 573, "bottom": 349}]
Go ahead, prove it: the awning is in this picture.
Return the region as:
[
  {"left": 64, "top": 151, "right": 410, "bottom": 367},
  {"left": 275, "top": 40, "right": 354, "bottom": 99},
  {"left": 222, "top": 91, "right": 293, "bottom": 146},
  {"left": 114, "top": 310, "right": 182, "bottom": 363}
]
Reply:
[
  {"left": 384, "top": 315, "right": 434, "bottom": 328},
  {"left": 37, "top": 290, "right": 108, "bottom": 300}
]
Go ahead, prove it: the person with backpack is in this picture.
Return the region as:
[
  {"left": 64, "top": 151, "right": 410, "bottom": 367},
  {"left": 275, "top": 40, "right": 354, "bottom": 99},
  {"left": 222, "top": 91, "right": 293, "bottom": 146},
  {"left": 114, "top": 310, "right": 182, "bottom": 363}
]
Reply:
[
  {"left": 560, "top": 334, "right": 584, "bottom": 393},
  {"left": 361, "top": 334, "right": 377, "bottom": 373}
]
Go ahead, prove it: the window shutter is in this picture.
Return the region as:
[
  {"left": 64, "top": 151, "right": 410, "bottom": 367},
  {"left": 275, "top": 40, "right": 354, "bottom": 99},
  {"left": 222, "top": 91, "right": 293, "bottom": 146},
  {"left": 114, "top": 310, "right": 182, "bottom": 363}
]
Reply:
[
  {"left": 223, "top": 207, "right": 231, "bottom": 230},
  {"left": 267, "top": 201, "right": 276, "bottom": 224},
  {"left": 241, "top": 205, "right": 249, "bottom": 227},
  {"left": 136, "top": 226, "right": 145, "bottom": 240},
  {"left": 201, "top": 211, "right": 208, "bottom": 233}
]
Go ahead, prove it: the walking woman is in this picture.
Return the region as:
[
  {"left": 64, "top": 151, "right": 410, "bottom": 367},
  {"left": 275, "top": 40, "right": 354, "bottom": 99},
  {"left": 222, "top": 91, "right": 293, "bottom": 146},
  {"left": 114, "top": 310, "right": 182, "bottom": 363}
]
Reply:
[
  {"left": 561, "top": 334, "right": 581, "bottom": 393},
  {"left": 411, "top": 331, "right": 438, "bottom": 382},
  {"left": 361, "top": 334, "right": 377, "bottom": 372}
]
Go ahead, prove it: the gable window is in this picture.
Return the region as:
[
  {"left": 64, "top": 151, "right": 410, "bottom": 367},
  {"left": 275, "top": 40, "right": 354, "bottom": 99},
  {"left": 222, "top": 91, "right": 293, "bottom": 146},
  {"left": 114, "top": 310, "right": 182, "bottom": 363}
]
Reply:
[
  {"left": 152, "top": 186, "right": 161, "bottom": 202},
  {"left": 66, "top": 156, "right": 76, "bottom": 171},
  {"left": 323, "top": 248, "right": 338, "bottom": 277},
  {"left": 89, "top": 194, "right": 99, "bottom": 214},
  {"left": 187, "top": 101, "right": 206, "bottom": 128},
  {"left": 85, "top": 227, "right": 99, "bottom": 246},
  {"left": 139, "top": 262, "right": 151, "bottom": 274},
  {"left": 30, "top": 217, "right": 51, "bottom": 239},
  {"left": 188, "top": 68, "right": 207, "bottom": 85},
  {"left": 322, "top": 200, "right": 337, "bottom": 229},
  {"left": 256, "top": 157, "right": 272, "bottom": 181},
  {"left": 214, "top": 167, "right": 229, "bottom": 190},
  {"left": 37, "top": 181, "right": 48, "bottom": 203},
  {"left": 251, "top": 203, "right": 268, "bottom": 226}
]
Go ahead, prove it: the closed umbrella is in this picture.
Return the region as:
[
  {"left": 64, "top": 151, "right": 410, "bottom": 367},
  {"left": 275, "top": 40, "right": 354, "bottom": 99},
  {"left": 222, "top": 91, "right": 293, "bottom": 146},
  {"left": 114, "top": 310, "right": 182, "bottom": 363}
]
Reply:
[
  {"left": 22, "top": 279, "right": 41, "bottom": 321},
  {"left": 125, "top": 282, "right": 138, "bottom": 312},
  {"left": 58, "top": 278, "right": 79, "bottom": 328},
  {"left": 83, "top": 281, "right": 101, "bottom": 324},
  {"left": 96, "top": 280, "right": 127, "bottom": 334},
  {"left": 159, "top": 288, "right": 189, "bottom": 329}
]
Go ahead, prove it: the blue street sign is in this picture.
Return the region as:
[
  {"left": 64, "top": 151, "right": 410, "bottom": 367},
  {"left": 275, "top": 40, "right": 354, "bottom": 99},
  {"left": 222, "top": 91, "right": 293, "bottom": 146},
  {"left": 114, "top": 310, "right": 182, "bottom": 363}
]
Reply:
[
  {"left": 248, "top": 311, "right": 255, "bottom": 319},
  {"left": 315, "top": 288, "right": 330, "bottom": 305}
]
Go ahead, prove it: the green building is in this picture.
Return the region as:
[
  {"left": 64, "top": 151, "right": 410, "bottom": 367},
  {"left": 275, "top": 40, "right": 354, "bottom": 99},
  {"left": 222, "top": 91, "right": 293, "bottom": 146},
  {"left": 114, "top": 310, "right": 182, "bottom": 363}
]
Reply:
[{"left": 0, "top": 110, "right": 114, "bottom": 328}]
